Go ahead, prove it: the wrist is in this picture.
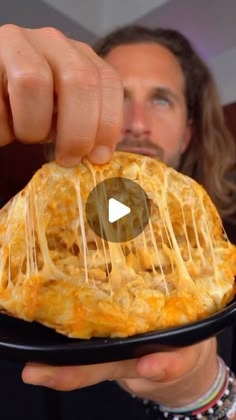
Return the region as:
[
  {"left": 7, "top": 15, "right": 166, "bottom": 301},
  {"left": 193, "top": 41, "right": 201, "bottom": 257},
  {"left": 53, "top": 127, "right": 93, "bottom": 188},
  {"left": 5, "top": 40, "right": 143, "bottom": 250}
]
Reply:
[
  {"left": 155, "top": 363, "right": 236, "bottom": 419},
  {"left": 150, "top": 338, "right": 218, "bottom": 407}
]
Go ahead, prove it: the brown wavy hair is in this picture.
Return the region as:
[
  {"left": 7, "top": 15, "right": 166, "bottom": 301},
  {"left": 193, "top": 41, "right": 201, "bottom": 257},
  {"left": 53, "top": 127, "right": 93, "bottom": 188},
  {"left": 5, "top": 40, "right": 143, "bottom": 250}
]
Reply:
[{"left": 94, "top": 25, "right": 236, "bottom": 222}]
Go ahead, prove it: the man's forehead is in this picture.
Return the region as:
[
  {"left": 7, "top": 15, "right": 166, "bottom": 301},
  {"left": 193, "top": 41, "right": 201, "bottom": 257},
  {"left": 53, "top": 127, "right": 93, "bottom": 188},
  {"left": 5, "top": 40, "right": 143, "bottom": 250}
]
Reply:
[
  {"left": 123, "top": 78, "right": 172, "bottom": 88},
  {"left": 106, "top": 43, "right": 183, "bottom": 77},
  {"left": 123, "top": 78, "right": 184, "bottom": 99},
  {"left": 119, "top": 66, "right": 185, "bottom": 95}
]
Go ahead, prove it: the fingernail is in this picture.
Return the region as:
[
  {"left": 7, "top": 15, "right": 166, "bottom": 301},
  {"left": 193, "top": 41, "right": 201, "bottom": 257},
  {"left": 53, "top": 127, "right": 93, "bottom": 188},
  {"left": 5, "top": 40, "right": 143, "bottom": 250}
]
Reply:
[
  {"left": 57, "top": 156, "right": 82, "bottom": 168},
  {"left": 88, "top": 145, "right": 112, "bottom": 164}
]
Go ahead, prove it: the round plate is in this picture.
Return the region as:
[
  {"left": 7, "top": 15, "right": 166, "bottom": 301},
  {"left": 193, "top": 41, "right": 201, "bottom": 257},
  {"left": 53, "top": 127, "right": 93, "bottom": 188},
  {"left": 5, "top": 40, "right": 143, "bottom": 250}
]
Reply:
[{"left": 0, "top": 298, "right": 236, "bottom": 365}]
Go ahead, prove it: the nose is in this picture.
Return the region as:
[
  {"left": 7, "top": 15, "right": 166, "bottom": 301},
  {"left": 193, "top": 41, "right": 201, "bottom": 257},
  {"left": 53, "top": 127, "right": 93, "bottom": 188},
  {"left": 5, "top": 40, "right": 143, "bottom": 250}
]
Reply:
[{"left": 122, "top": 102, "right": 151, "bottom": 138}]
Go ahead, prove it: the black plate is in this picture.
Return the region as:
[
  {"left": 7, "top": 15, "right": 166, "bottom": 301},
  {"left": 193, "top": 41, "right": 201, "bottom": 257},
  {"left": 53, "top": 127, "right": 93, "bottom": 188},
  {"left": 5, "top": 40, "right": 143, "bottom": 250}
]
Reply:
[{"left": 0, "top": 298, "right": 236, "bottom": 365}]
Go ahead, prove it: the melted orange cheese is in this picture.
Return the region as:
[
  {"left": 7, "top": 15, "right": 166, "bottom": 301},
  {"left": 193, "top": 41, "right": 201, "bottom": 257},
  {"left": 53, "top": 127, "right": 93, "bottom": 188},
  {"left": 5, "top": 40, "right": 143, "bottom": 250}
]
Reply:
[{"left": 0, "top": 152, "right": 235, "bottom": 338}]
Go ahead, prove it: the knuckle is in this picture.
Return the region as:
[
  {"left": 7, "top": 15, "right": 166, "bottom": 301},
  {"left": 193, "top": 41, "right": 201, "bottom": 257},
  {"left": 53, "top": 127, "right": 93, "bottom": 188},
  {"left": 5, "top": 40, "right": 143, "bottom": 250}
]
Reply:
[
  {"left": 0, "top": 23, "right": 22, "bottom": 37},
  {"left": 40, "top": 26, "right": 64, "bottom": 39},
  {"left": 78, "top": 42, "right": 94, "bottom": 55},
  {"left": 11, "top": 68, "right": 52, "bottom": 91},
  {"left": 100, "top": 65, "right": 122, "bottom": 89},
  {"left": 108, "top": 363, "right": 125, "bottom": 381},
  {"left": 61, "top": 65, "right": 99, "bottom": 90}
]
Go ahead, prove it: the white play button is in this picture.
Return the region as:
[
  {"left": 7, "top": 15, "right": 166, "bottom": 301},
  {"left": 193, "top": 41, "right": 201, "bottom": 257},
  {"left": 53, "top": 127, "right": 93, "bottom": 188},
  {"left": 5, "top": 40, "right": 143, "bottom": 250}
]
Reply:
[
  {"left": 86, "top": 177, "right": 151, "bottom": 242},
  {"left": 108, "top": 198, "right": 131, "bottom": 223}
]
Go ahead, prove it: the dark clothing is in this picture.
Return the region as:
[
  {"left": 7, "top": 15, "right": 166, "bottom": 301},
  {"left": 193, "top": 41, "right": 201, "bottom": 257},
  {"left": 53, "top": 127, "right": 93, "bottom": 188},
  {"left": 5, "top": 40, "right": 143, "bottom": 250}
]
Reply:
[
  {"left": 3, "top": 366, "right": 152, "bottom": 420},
  {"left": 0, "top": 330, "right": 230, "bottom": 420},
  {"left": 1, "top": 327, "right": 234, "bottom": 420}
]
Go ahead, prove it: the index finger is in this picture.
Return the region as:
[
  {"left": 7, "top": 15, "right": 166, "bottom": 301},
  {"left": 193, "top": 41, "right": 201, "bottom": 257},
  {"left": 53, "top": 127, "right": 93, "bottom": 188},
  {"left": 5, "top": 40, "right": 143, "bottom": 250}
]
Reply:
[
  {"left": 43, "top": 34, "right": 123, "bottom": 166},
  {"left": 71, "top": 41, "right": 123, "bottom": 165}
]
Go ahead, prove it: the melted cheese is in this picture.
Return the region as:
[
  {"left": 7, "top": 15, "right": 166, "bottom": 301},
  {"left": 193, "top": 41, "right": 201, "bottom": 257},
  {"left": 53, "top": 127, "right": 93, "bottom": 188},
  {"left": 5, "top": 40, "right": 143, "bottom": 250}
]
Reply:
[{"left": 0, "top": 151, "right": 235, "bottom": 338}]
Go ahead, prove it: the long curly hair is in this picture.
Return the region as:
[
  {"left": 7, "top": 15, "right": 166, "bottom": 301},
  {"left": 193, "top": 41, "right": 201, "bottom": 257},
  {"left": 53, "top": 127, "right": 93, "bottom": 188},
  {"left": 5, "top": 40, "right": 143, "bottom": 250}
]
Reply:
[{"left": 93, "top": 25, "right": 236, "bottom": 222}]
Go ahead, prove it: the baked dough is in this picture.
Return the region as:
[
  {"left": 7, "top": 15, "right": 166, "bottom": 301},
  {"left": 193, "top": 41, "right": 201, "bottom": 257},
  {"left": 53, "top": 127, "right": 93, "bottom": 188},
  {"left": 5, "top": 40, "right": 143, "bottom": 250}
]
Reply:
[{"left": 0, "top": 152, "right": 235, "bottom": 338}]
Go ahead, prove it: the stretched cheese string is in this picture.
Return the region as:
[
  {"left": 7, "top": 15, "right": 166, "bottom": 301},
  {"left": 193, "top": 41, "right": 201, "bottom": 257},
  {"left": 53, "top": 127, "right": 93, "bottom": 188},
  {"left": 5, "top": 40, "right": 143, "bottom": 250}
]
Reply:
[
  {"left": 2, "top": 155, "right": 232, "bottom": 303},
  {"left": 159, "top": 168, "right": 198, "bottom": 293},
  {"left": 28, "top": 166, "right": 73, "bottom": 280},
  {"left": 73, "top": 178, "right": 89, "bottom": 284}
]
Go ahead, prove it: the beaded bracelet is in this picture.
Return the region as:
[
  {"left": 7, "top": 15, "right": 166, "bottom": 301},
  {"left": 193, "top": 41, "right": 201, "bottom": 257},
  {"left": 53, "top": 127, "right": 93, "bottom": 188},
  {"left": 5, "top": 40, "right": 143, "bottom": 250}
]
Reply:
[
  {"left": 145, "top": 360, "right": 236, "bottom": 420},
  {"left": 158, "top": 357, "right": 227, "bottom": 415}
]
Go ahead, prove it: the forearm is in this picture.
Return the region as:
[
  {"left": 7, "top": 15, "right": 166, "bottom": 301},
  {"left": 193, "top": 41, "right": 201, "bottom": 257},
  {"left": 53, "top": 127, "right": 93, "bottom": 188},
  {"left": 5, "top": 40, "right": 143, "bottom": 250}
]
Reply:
[{"left": 119, "top": 337, "right": 236, "bottom": 419}]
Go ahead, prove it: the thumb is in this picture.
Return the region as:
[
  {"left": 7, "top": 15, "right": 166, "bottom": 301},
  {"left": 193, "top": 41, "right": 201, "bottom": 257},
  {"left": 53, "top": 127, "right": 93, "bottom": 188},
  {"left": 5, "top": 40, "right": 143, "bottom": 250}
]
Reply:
[
  {"left": 118, "top": 338, "right": 217, "bottom": 404},
  {"left": 22, "top": 357, "right": 139, "bottom": 391},
  {"left": 135, "top": 342, "right": 203, "bottom": 382}
]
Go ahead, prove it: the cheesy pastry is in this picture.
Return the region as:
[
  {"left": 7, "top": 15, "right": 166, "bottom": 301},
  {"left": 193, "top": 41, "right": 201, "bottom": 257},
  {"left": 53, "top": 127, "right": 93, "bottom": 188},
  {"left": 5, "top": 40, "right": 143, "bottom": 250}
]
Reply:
[{"left": 0, "top": 151, "right": 235, "bottom": 338}]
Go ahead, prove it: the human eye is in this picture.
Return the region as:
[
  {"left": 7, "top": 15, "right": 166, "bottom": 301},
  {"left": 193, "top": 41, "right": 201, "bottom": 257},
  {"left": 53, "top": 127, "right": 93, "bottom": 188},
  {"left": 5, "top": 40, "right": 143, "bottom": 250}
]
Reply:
[{"left": 151, "top": 93, "right": 170, "bottom": 107}]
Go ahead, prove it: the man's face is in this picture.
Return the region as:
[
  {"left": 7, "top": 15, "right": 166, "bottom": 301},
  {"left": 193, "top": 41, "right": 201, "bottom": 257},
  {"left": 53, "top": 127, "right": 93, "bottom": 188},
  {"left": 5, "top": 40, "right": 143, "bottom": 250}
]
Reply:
[{"left": 105, "top": 42, "right": 192, "bottom": 169}]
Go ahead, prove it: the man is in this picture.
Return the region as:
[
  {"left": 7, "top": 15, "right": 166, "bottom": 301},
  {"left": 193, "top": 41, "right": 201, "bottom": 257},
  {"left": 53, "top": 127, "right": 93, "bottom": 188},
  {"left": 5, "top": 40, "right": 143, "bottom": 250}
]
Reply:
[{"left": 0, "top": 24, "right": 235, "bottom": 419}]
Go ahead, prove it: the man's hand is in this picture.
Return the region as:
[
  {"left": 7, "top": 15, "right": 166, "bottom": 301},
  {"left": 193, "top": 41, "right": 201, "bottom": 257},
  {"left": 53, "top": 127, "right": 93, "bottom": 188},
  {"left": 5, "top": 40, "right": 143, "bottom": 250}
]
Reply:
[
  {"left": 0, "top": 24, "right": 123, "bottom": 166},
  {"left": 22, "top": 337, "right": 218, "bottom": 407}
]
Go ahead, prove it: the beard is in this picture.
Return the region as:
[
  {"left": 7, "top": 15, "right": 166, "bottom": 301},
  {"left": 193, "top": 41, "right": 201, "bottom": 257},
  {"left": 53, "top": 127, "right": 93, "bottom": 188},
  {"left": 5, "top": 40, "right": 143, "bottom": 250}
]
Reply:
[
  {"left": 116, "top": 137, "right": 182, "bottom": 170},
  {"left": 43, "top": 137, "right": 182, "bottom": 171},
  {"left": 164, "top": 151, "right": 182, "bottom": 170}
]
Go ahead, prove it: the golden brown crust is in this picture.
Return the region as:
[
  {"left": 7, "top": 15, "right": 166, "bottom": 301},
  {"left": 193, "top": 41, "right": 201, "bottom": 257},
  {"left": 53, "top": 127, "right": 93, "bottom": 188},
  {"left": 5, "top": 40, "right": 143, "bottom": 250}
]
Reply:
[{"left": 0, "top": 151, "right": 235, "bottom": 338}]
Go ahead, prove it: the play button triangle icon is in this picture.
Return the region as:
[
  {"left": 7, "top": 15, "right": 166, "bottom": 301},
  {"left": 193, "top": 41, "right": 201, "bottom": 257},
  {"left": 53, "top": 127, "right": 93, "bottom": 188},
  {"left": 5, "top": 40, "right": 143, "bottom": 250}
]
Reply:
[
  {"left": 86, "top": 177, "right": 151, "bottom": 242},
  {"left": 108, "top": 198, "right": 131, "bottom": 223}
]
